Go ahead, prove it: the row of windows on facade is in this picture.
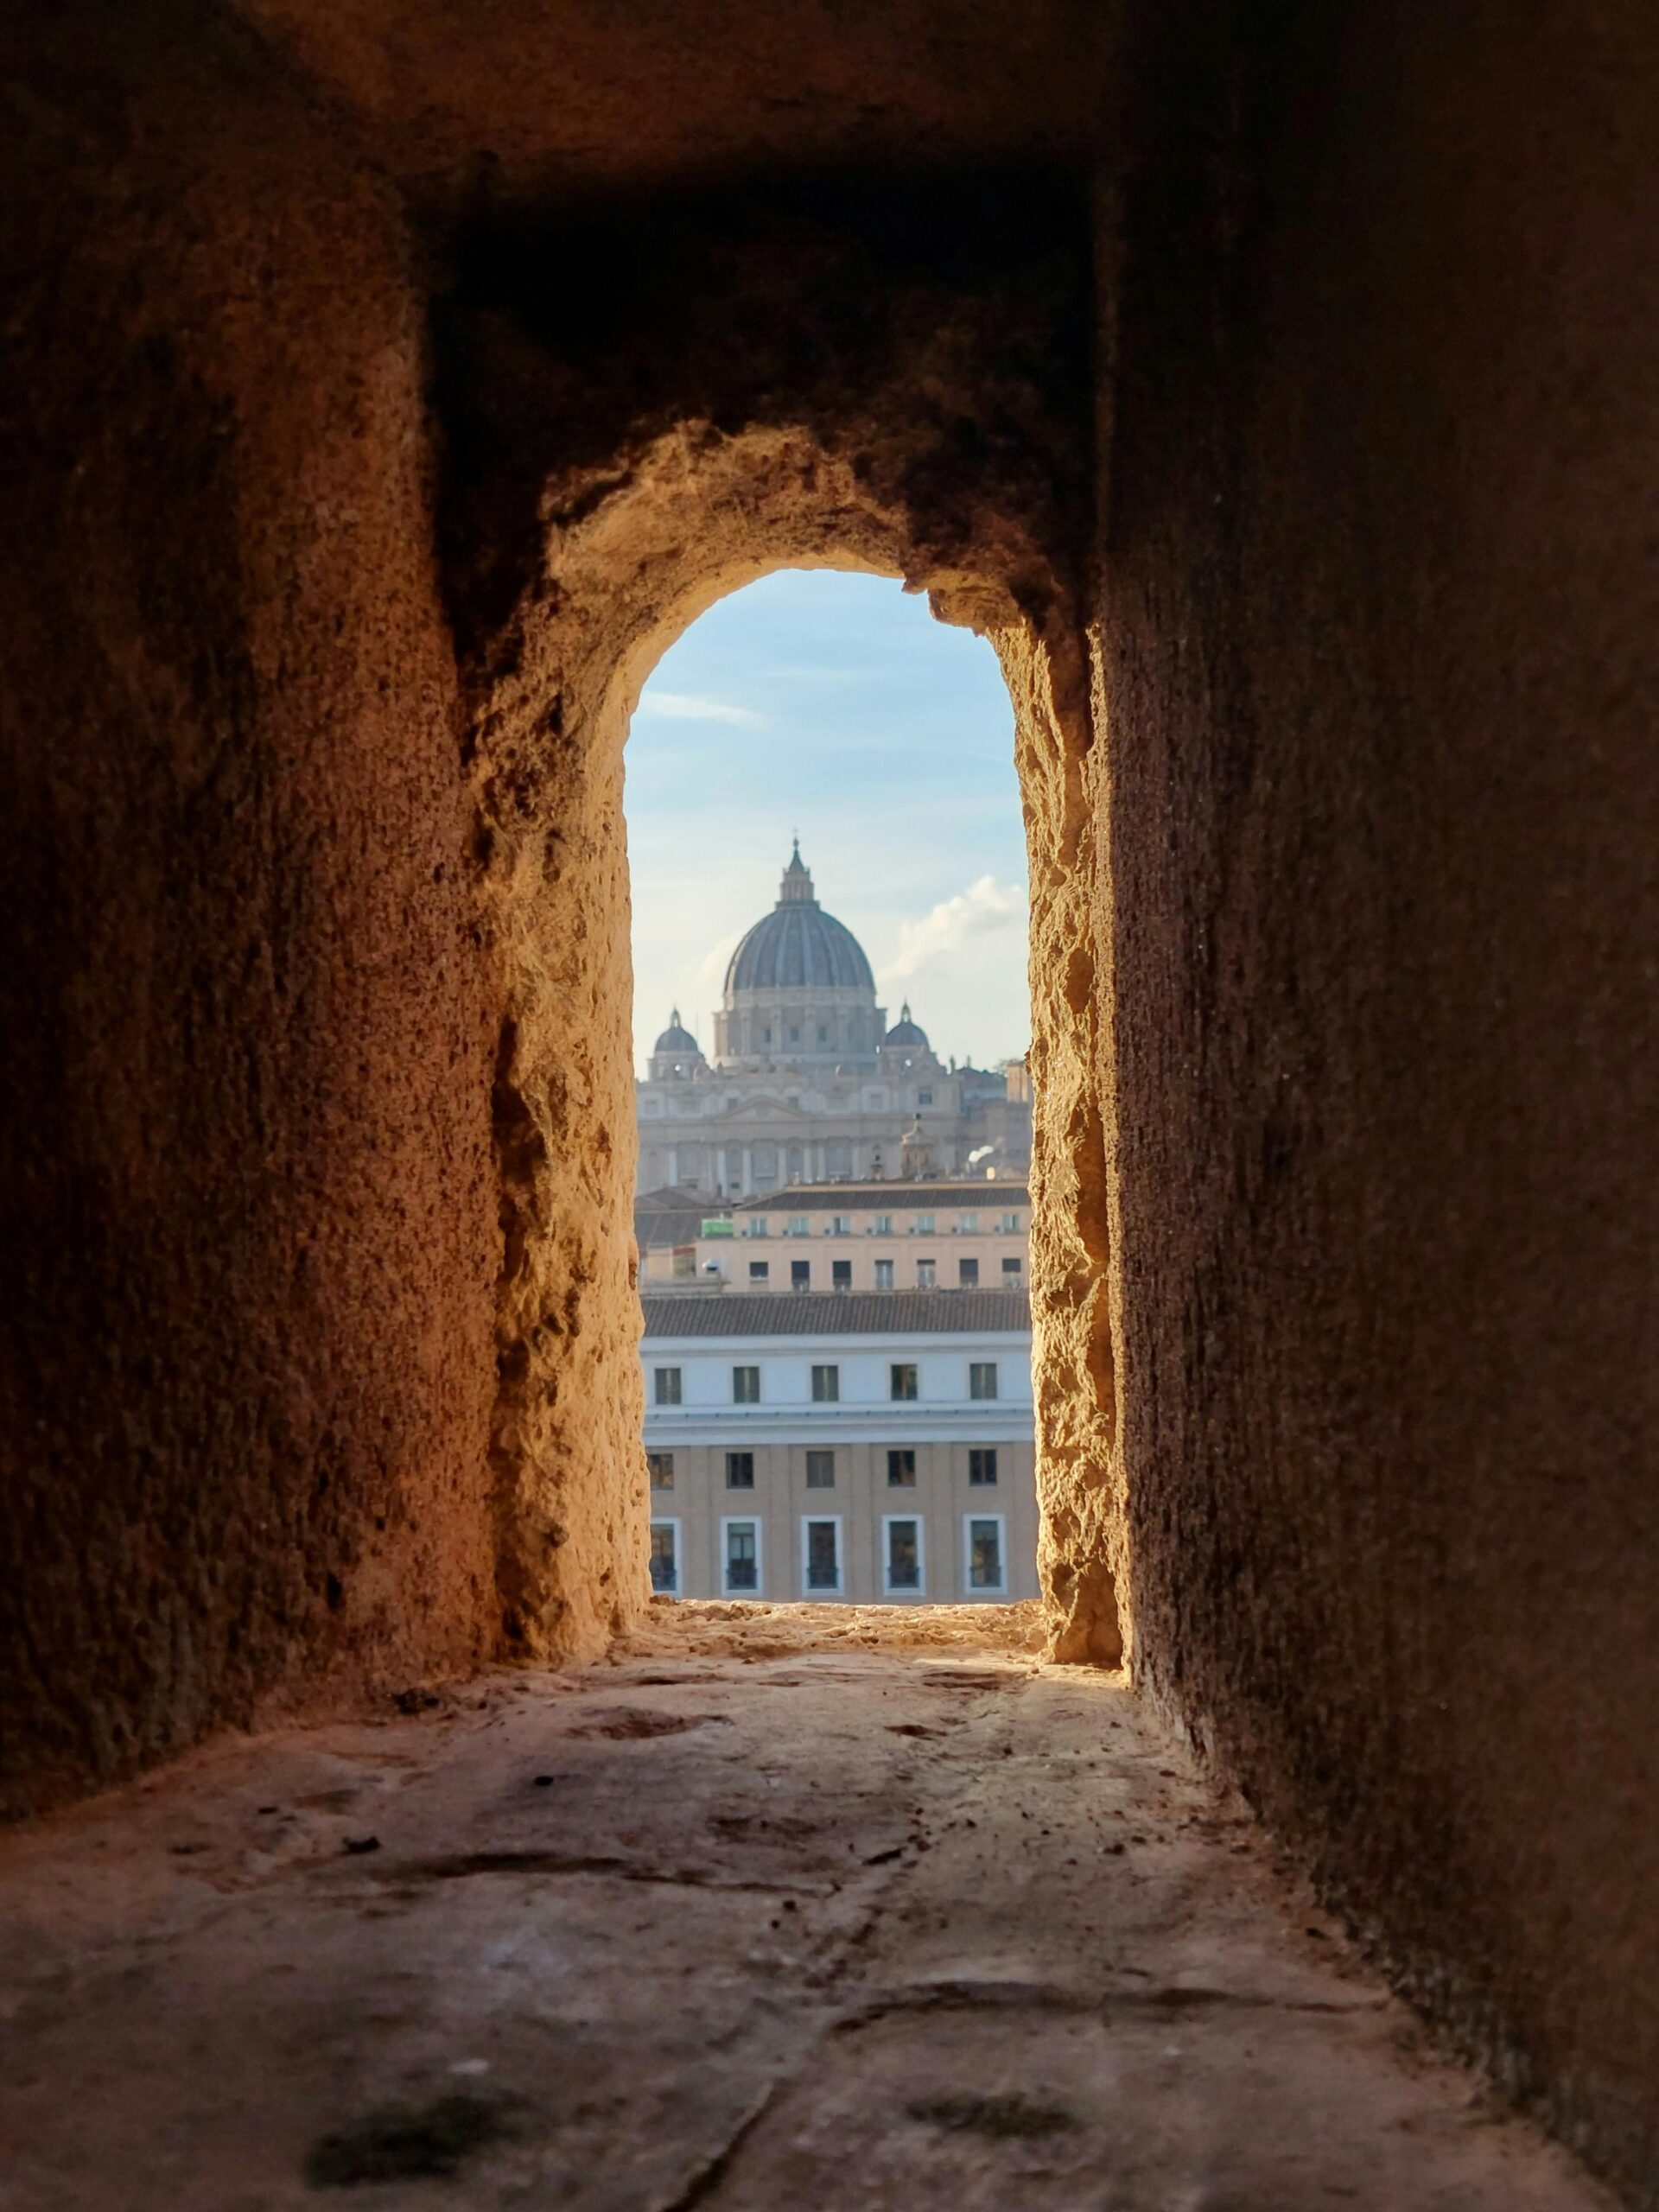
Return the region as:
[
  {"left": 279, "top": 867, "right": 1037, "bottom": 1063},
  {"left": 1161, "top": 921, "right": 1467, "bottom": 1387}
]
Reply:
[
  {"left": 648, "top": 1446, "right": 1001, "bottom": 1489},
  {"left": 744, "top": 1211, "right": 1021, "bottom": 1237},
  {"left": 652, "top": 1361, "right": 1003, "bottom": 1406},
  {"left": 745, "top": 1022, "right": 898, "bottom": 1054},
  {"left": 648, "top": 1512, "right": 1008, "bottom": 1597},
  {"left": 744, "top": 1255, "right": 1020, "bottom": 1289}
]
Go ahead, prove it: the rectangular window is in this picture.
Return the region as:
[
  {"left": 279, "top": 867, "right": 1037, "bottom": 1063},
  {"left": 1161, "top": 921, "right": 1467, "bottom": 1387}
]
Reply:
[
  {"left": 722, "top": 1518, "right": 760, "bottom": 1594},
  {"left": 725, "top": 1451, "right": 755, "bottom": 1489},
  {"left": 748, "top": 1260, "right": 770, "bottom": 1282},
  {"left": 874, "top": 1214, "right": 893, "bottom": 1235},
  {"left": 811, "top": 1363, "right": 839, "bottom": 1402},
  {"left": 969, "top": 1361, "right": 998, "bottom": 1401},
  {"left": 916, "top": 1259, "right": 937, "bottom": 1287},
  {"left": 791, "top": 1259, "right": 811, "bottom": 1291},
  {"left": 958, "top": 1257, "right": 980, "bottom": 1287},
  {"left": 649, "top": 1521, "right": 680, "bottom": 1594},
  {"left": 1000, "top": 1212, "right": 1021, "bottom": 1233},
  {"left": 887, "top": 1448, "right": 917, "bottom": 1487},
  {"left": 788, "top": 1216, "right": 809, "bottom": 1236},
  {"left": 733, "top": 1364, "right": 760, "bottom": 1403},
  {"left": 654, "top": 1367, "right": 682, "bottom": 1406},
  {"left": 966, "top": 1514, "right": 1007, "bottom": 1594},
  {"left": 830, "top": 1214, "right": 851, "bottom": 1236},
  {"left": 1001, "top": 1255, "right": 1022, "bottom": 1277},
  {"left": 747, "top": 1217, "right": 770, "bottom": 1238},
  {"left": 805, "top": 1449, "right": 836, "bottom": 1489},
  {"left": 958, "top": 1212, "right": 979, "bottom": 1233},
  {"left": 802, "top": 1516, "right": 842, "bottom": 1593},
  {"left": 917, "top": 1089, "right": 933, "bottom": 1106},
  {"left": 890, "top": 1363, "right": 918, "bottom": 1402},
  {"left": 831, "top": 1259, "right": 852, "bottom": 1291},
  {"left": 969, "top": 1448, "right": 998, "bottom": 1486},
  {"left": 647, "top": 1452, "right": 675, "bottom": 1491},
  {"left": 874, "top": 1259, "right": 894, "bottom": 1290},
  {"left": 883, "top": 1515, "right": 924, "bottom": 1594},
  {"left": 915, "top": 1213, "right": 936, "bottom": 1235}
]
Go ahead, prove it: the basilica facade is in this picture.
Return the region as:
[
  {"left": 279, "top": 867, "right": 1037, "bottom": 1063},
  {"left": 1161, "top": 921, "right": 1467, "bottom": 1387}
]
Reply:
[{"left": 637, "top": 844, "right": 1030, "bottom": 1200}]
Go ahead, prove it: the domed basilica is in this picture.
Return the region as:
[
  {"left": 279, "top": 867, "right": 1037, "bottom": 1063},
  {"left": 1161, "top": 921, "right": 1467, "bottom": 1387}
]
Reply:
[{"left": 638, "top": 843, "right": 1030, "bottom": 1199}]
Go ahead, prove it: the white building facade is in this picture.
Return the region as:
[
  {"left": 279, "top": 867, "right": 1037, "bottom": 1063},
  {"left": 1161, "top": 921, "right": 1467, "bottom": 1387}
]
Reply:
[{"left": 641, "top": 1289, "right": 1036, "bottom": 1605}]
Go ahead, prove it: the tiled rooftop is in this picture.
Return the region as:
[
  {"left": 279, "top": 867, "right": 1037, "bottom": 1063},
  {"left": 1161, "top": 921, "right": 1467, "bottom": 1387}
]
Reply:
[
  {"left": 640, "top": 1288, "right": 1031, "bottom": 1337},
  {"left": 733, "top": 1181, "right": 1028, "bottom": 1216}
]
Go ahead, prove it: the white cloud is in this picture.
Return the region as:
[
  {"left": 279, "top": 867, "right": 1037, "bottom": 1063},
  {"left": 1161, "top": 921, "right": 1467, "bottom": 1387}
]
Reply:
[
  {"left": 880, "top": 875, "right": 1027, "bottom": 986},
  {"left": 696, "top": 935, "right": 741, "bottom": 991},
  {"left": 635, "top": 690, "right": 766, "bottom": 728}
]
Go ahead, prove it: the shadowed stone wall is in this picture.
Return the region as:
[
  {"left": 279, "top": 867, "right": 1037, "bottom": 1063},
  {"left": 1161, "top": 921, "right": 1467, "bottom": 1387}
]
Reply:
[
  {"left": 0, "top": 9, "right": 502, "bottom": 1809},
  {"left": 1094, "top": 4, "right": 1659, "bottom": 2196}
]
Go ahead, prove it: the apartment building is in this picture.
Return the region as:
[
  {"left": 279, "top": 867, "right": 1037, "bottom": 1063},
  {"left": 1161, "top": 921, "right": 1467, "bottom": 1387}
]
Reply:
[
  {"left": 640, "top": 1178, "right": 1029, "bottom": 1291},
  {"left": 641, "top": 1288, "right": 1036, "bottom": 1604}
]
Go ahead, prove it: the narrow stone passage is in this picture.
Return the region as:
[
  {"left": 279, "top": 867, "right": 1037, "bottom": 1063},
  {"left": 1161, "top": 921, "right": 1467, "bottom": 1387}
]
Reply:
[{"left": 0, "top": 1612, "right": 1611, "bottom": 2209}]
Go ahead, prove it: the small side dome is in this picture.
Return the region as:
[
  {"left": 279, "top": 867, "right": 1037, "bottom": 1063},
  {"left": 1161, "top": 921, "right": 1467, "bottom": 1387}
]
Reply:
[
  {"left": 884, "top": 1001, "right": 929, "bottom": 1050},
  {"left": 654, "top": 1007, "right": 701, "bottom": 1054}
]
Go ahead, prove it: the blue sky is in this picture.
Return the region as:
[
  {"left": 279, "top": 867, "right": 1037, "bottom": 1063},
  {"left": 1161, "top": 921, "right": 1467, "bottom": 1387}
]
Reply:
[{"left": 626, "top": 569, "right": 1029, "bottom": 1074}]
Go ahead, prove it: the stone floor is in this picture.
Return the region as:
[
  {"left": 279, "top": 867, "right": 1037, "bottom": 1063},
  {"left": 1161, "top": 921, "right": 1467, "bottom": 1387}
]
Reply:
[{"left": 0, "top": 1605, "right": 1616, "bottom": 2210}]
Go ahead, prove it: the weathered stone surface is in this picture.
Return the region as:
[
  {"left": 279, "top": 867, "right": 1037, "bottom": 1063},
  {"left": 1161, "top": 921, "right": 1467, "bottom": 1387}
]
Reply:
[
  {"left": 0, "top": 11, "right": 1102, "bottom": 1789},
  {"left": 1091, "top": 4, "right": 1659, "bottom": 2198},
  {"left": 0, "top": 1628, "right": 1616, "bottom": 2209},
  {"left": 229, "top": 0, "right": 1116, "bottom": 206},
  {"left": 433, "top": 178, "right": 1095, "bottom": 1664},
  {"left": 0, "top": 5, "right": 501, "bottom": 1814}
]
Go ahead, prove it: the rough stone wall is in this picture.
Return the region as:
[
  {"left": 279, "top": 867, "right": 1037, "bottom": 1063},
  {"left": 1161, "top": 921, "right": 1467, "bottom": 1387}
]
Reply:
[
  {"left": 0, "top": 8, "right": 500, "bottom": 1812},
  {"left": 0, "top": 51, "right": 1104, "bottom": 1805},
  {"left": 228, "top": 0, "right": 1113, "bottom": 206},
  {"left": 1002, "top": 624, "right": 1122, "bottom": 1666},
  {"left": 429, "top": 179, "right": 1098, "bottom": 1662},
  {"left": 1094, "top": 3, "right": 1659, "bottom": 2196}
]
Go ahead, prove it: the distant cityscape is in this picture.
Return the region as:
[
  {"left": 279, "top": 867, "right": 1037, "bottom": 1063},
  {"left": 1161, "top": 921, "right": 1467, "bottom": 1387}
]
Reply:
[{"left": 635, "top": 847, "right": 1035, "bottom": 1604}]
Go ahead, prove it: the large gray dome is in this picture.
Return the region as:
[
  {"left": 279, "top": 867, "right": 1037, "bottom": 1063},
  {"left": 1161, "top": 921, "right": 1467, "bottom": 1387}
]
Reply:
[{"left": 723, "top": 844, "right": 875, "bottom": 995}]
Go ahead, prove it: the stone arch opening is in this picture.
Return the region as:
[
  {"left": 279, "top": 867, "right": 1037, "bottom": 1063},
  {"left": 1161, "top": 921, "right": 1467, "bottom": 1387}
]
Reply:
[{"left": 450, "top": 399, "right": 1121, "bottom": 1666}]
